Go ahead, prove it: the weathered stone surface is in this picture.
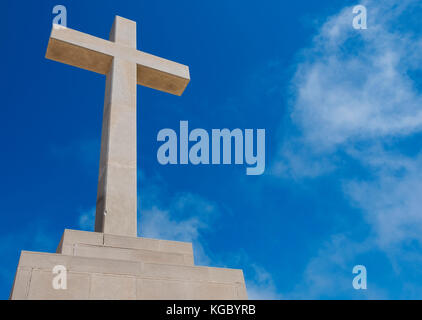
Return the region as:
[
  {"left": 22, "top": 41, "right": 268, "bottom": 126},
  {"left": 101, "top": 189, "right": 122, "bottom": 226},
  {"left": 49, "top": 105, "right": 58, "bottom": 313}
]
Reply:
[
  {"left": 57, "top": 229, "right": 103, "bottom": 252},
  {"left": 73, "top": 244, "right": 190, "bottom": 266},
  {"left": 45, "top": 20, "right": 190, "bottom": 95},
  {"left": 9, "top": 268, "right": 31, "bottom": 300},
  {"left": 136, "top": 279, "right": 187, "bottom": 299},
  {"left": 10, "top": 15, "right": 247, "bottom": 300},
  {"left": 10, "top": 249, "right": 248, "bottom": 300},
  {"left": 94, "top": 17, "right": 138, "bottom": 237},
  {"left": 90, "top": 274, "right": 136, "bottom": 300},
  {"left": 185, "top": 282, "right": 238, "bottom": 300},
  {"left": 56, "top": 229, "right": 194, "bottom": 266},
  {"left": 103, "top": 233, "right": 193, "bottom": 254},
  {"left": 27, "top": 270, "right": 90, "bottom": 300},
  {"left": 11, "top": 229, "right": 247, "bottom": 300},
  {"left": 46, "top": 16, "right": 190, "bottom": 238}
]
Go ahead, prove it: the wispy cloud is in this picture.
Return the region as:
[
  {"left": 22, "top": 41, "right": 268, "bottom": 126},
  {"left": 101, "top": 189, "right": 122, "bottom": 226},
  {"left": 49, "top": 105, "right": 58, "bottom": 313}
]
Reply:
[
  {"left": 287, "top": 234, "right": 388, "bottom": 299},
  {"left": 291, "top": 0, "right": 422, "bottom": 151},
  {"left": 245, "top": 264, "right": 283, "bottom": 300},
  {"left": 345, "top": 152, "right": 422, "bottom": 248},
  {"left": 271, "top": 0, "right": 422, "bottom": 298},
  {"left": 138, "top": 176, "right": 220, "bottom": 265},
  {"left": 273, "top": 0, "right": 422, "bottom": 175},
  {"left": 277, "top": 0, "right": 422, "bottom": 238},
  {"left": 137, "top": 171, "right": 282, "bottom": 297}
]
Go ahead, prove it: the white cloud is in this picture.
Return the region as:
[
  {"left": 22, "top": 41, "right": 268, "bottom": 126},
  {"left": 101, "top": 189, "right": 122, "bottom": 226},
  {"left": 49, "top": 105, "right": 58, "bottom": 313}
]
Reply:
[
  {"left": 138, "top": 172, "right": 283, "bottom": 297},
  {"left": 288, "top": 234, "right": 388, "bottom": 299},
  {"left": 139, "top": 192, "right": 219, "bottom": 265},
  {"left": 138, "top": 175, "right": 218, "bottom": 235},
  {"left": 345, "top": 153, "right": 422, "bottom": 248},
  {"left": 275, "top": 0, "right": 422, "bottom": 244},
  {"left": 138, "top": 172, "right": 221, "bottom": 266},
  {"left": 271, "top": 0, "right": 422, "bottom": 298},
  {"left": 141, "top": 206, "right": 202, "bottom": 241},
  {"left": 294, "top": 1, "right": 422, "bottom": 151},
  {"left": 272, "top": 139, "right": 337, "bottom": 178},
  {"left": 273, "top": 0, "right": 422, "bottom": 170},
  {"left": 246, "top": 265, "right": 283, "bottom": 299}
]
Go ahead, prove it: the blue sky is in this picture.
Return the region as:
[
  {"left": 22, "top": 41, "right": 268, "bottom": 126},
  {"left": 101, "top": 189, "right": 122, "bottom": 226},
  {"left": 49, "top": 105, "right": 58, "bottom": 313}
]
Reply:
[{"left": 1, "top": 0, "right": 422, "bottom": 299}]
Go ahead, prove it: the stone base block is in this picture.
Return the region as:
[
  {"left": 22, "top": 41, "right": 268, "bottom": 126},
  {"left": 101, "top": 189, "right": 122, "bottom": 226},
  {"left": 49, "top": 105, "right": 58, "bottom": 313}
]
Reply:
[
  {"left": 10, "top": 230, "right": 248, "bottom": 300},
  {"left": 57, "top": 229, "right": 194, "bottom": 266}
]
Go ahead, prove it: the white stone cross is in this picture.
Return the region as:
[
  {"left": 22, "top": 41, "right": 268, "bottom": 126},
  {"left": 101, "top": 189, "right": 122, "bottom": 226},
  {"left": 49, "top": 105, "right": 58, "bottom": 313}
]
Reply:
[{"left": 46, "top": 16, "right": 190, "bottom": 237}]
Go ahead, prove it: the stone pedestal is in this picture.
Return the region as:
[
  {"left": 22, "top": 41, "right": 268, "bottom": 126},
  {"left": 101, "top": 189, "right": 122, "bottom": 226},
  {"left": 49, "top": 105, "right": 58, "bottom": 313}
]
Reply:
[{"left": 10, "top": 229, "right": 248, "bottom": 300}]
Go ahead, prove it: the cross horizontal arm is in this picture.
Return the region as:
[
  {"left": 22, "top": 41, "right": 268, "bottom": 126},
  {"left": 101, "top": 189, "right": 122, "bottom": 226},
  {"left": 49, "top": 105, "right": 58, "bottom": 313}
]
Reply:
[{"left": 45, "top": 25, "right": 190, "bottom": 95}]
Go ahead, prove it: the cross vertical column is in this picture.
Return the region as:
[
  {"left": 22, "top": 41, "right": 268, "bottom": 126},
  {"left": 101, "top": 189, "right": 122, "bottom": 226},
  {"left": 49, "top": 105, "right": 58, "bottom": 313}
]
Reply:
[{"left": 95, "top": 17, "right": 138, "bottom": 237}]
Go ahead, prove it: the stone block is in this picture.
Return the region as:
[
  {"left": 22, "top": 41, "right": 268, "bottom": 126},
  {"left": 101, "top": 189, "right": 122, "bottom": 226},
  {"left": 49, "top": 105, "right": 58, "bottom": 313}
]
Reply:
[
  {"left": 73, "top": 243, "right": 190, "bottom": 266},
  {"left": 90, "top": 274, "right": 136, "bottom": 300},
  {"left": 27, "top": 270, "right": 90, "bottom": 300},
  {"left": 57, "top": 229, "right": 195, "bottom": 266},
  {"left": 10, "top": 250, "right": 247, "bottom": 300},
  {"left": 185, "top": 282, "right": 237, "bottom": 300},
  {"left": 57, "top": 229, "right": 103, "bottom": 252},
  {"left": 136, "top": 279, "right": 187, "bottom": 300},
  {"left": 236, "top": 284, "right": 248, "bottom": 299},
  {"left": 103, "top": 233, "right": 193, "bottom": 255},
  {"left": 9, "top": 268, "right": 31, "bottom": 300}
]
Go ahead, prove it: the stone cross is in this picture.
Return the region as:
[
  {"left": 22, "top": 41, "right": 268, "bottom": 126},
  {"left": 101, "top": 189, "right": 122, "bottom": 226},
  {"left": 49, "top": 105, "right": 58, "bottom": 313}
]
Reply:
[{"left": 45, "top": 16, "right": 190, "bottom": 237}]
